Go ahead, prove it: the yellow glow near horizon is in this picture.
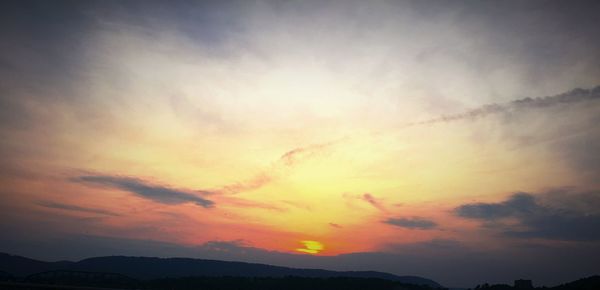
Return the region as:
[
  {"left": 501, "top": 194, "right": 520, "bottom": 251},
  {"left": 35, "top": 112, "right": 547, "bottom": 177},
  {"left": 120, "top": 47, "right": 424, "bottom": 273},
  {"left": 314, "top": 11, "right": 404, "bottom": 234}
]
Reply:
[{"left": 296, "top": 240, "right": 324, "bottom": 254}]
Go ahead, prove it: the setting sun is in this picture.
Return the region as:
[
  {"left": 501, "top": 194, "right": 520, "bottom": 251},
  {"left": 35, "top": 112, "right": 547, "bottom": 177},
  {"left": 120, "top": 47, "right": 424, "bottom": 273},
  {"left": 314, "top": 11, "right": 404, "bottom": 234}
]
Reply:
[{"left": 296, "top": 241, "right": 325, "bottom": 254}]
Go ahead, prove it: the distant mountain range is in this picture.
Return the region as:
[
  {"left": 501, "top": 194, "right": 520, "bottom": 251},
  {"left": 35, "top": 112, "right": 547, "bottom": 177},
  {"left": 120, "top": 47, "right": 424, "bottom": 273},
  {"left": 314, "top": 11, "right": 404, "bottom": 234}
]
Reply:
[{"left": 0, "top": 252, "right": 442, "bottom": 288}]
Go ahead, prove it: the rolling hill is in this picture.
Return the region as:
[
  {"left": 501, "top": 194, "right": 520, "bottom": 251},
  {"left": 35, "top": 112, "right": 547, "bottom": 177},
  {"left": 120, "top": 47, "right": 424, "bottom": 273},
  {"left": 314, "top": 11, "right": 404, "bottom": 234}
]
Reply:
[{"left": 0, "top": 253, "right": 441, "bottom": 288}]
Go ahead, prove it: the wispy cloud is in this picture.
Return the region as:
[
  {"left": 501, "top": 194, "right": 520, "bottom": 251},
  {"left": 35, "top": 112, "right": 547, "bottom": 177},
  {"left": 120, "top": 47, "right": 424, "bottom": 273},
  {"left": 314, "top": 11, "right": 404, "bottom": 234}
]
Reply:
[
  {"left": 383, "top": 217, "right": 437, "bottom": 230},
  {"left": 362, "top": 193, "right": 386, "bottom": 212},
  {"left": 72, "top": 175, "right": 214, "bottom": 208},
  {"left": 69, "top": 140, "right": 335, "bottom": 209},
  {"left": 329, "top": 222, "right": 342, "bottom": 229},
  {"left": 218, "top": 196, "right": 287, "bottom": 212},
  {"left": 36, "top": 200, "right": 120, "bottom": 216},
  {"left": 279, "top": 140, "right": 340, "bottom": 167},
  {"left": 217, "top": 140, "right": 341, "bottom": 195},
  {"left": 219, "top": 173, "right": 272, "bottom": 194},
  {"left": 408, "top": 86, "right": 600, "bottom": 127},
  {"left": 200, "top": 240, "right": 250, "bottom": 253}
]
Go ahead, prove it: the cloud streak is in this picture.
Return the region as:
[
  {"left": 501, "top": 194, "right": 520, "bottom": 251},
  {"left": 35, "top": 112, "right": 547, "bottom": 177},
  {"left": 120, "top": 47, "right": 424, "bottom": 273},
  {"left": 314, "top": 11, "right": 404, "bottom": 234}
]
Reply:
[
  {"left": 362, "top": 193, "right": 386, "bottom": 212},
  {"left": 218, "top": 140, "right": 341, "bottom": 195},
  {"left": 383, "top": 217, "right": 437, "bottom": 230},
  {"left": 408, "top": 86, "right": 600, "bottom": 127},
  {"left": 36, "top": 200, "right": 120, "bottom": 216},
  {"left": 72, "top": 175, "right": 214, "bottom": 208},
  {"left": 279, "top": 140, "right": 341, "bottom": 167},
  {"left": 219, "top": 173, "right": 272, "bottom": 194},
  {"left": 329, "top": 223, "right": 342, "bottom": 229}
]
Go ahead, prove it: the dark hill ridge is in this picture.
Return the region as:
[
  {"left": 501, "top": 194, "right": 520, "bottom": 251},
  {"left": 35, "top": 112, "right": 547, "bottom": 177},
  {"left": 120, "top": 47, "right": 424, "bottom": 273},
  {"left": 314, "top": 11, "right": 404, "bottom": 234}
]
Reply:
[
  {"left": 0, "top": 253, "right": 441, "bottom": 288},
  {"left": 552, "top": 275, "right": 600, "bottom": 290},
  {"left": 0, "top": 253, "right": 72, "bottom": 277}
]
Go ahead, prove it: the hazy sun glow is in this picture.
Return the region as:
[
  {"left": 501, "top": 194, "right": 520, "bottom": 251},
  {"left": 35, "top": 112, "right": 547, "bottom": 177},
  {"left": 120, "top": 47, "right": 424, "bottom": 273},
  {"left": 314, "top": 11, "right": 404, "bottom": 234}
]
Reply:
[{"left": 296, "top": 241, "right": 325, "bottom": 254}]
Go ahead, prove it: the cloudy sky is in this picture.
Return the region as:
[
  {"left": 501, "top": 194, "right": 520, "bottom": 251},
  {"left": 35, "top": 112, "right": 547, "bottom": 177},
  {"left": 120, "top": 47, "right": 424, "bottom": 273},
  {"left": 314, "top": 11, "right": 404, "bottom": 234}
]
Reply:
[{"left": 1, "top": 0, "right": 599, "bottom": 287}]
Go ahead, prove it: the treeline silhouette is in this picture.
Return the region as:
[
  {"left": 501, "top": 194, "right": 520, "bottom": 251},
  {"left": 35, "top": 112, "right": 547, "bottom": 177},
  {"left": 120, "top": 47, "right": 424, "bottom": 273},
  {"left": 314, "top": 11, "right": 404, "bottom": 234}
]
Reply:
[
  {"left": 0, "top": 272, "right": 442, "bottom": 290},
  {"left": 2, "top": 272, "right": 599, "bottom": 290},
  {"left": 470, "top": 276, "right": 600, "bottom": 290},
  {"left": 145, "top": 276, "right": 440, "bottom": 290},
  {"left": 0, "top": 253, "right": 598, "bottom": 290},
  {"left": 0, "top": 253, "right": 440, "bottom": 287},
  {"left": 1, "top": 271, "right": 599, "bottom": 290}
]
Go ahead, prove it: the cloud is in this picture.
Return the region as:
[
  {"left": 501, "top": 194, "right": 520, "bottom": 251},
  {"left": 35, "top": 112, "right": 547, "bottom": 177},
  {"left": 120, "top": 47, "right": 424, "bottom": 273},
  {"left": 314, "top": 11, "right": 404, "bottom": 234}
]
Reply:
[
  {"left": 343, "top": 192, "right": 388, "bottom": 212},
  {"left": 72, "top": 175, "right": 214, "bottom": 208},
  {"left": 220, "top": 173, "right": 272, "bottom": 194},
  {"left": 362, "top": 193, "right": 386, "bottom": 212},
  {"left": 540, "top": 188, "right": 600, "bottom": 215},
  {"left": 69, "top": 139, "right": 334, "bottom": 206},
  {"left": 36, "top": 200, "right": 120, "bottom": 216},
  {"left": 329, "top": 222, "right": 342, "bottom": 229},
  {"left": 408, "top": 86, "right": 600, "bottom": 127},
  {"left": 217, "top": 196, "right": 287, "bottom": 212},
  {"left": 279, "top": 140, "right": 340, "bottom": 167},
  {"left": 200, "top": 240, "right": 250, "bottom": 253},
  {"left": 383, "top": 239, "right": 465, "bottom": 255},
  {"left": 383, "top": 217, "right": 437, "bottom": 230},
  {"left": 455, "top": 193, "right": 536, "bottom": 220},
  {"left": 216, "top": 140, "right": 341, "bottom": 195},
  {"left": 454, "top": 189, "right": 600, "bottom": 241}
]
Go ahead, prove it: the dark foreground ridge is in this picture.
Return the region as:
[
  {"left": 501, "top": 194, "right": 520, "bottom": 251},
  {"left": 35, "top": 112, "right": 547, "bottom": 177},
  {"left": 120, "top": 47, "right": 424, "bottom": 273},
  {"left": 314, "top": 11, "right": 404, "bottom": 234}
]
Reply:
[
  {"left": 0, "top": 252, "right": 441, "bottom": 289},
  {"left": 471, "top": 276, "right": 600, "bottom": 290},
  {"left": 1, "top": 253, "right": 598, "bottom": 290}
]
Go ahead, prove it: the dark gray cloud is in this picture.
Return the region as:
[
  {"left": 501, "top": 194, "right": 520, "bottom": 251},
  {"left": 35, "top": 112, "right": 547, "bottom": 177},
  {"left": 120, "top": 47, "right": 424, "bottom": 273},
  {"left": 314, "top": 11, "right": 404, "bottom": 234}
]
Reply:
[
  {"left": 383, "top": 239, "right": 466, "bottom": 256},
  {"left": 455, "top": 190, "right": 600, "bottom": 241},
  {"left": 72, "top": 175, "right": 214, "bottom": 208},
  {"left": 540, "top": 188, "right": 600, "bottom": 215},
  {"left": 200, "top": 240, "right": 249, "bottom": 253},
  {"left": 455, "top": 193, "right": 536, "bottom": 220},
  {"left": 36, "top": 200, "right": 119, "bottom": 216},
  {"left": 383, "top": 217, "right": 437, "bottom": 230}
]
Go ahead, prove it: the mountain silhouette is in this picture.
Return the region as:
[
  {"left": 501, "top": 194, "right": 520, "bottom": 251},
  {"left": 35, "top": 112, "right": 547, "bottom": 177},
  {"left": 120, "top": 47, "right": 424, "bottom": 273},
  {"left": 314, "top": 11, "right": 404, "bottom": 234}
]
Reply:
[
  {"left": 0, "top": 253, "right": 72, "bottom": 277},
  {"left": 0, "top": 253, "right": 441, "bottom": 288}
]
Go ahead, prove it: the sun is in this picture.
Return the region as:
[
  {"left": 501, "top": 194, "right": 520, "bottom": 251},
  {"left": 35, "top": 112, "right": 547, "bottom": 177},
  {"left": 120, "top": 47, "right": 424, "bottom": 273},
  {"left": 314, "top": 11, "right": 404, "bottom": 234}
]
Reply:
[{"left": 296, "top": 240, "right": 324, "bottom": 254}]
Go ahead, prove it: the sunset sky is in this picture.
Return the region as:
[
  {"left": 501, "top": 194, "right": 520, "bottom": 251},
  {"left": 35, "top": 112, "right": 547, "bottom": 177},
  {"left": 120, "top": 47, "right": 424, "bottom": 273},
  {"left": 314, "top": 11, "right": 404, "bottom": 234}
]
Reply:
[{"left": 1, "top": 1, "right": 599, "bottom": 287}]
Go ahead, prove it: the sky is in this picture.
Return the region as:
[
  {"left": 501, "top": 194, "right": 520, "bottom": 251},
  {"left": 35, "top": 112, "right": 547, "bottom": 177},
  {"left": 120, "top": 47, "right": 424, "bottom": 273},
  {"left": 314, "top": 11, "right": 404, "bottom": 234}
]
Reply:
[{"left": 1, "top": 0, "right": 599, "bottom": 287}]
